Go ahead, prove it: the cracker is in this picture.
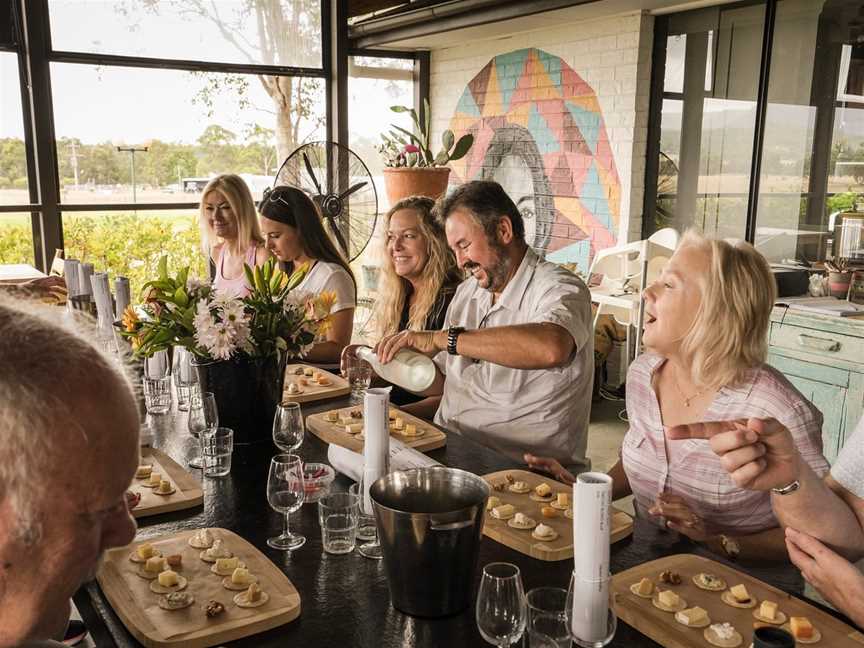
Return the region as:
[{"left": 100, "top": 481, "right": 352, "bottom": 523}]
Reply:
[
  {"left": 721, "top": 590, "right": 758, "bottom": 609},
  {"left": 703, "top": 625, "right": 742, "bottom": 648},
  {"left": 223, "top": 574, "right": 259, "bottom": 591},
  {"left": 149, "top": 575, "right": 188, "bottom": 594},
  {"left": 234, "top": 590, "right": 270, "bottom": 608}
]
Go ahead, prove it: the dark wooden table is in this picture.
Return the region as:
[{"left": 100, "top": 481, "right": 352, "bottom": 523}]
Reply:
[{"left": 75, "top": 395, "right": 826, "bottom": 647}]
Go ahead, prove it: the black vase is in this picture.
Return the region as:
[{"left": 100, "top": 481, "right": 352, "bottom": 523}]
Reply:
[{"left": 193, "top": 355, "right": 286, "bottom": 445}]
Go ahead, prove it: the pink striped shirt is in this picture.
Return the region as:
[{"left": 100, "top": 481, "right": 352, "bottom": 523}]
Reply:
[{"left": 622, "top": 353, "right": 829, "bottom": 535}]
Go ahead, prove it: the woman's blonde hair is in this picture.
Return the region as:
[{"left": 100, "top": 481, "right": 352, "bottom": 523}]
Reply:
[
  {"left": 198, "top": 174, "right": 264, "bottom": 258},
  {"left": 376, "top": 196, "right": 461, "bottom": 336},
  {"left": 676, "top": 230, "right": 776, "bottom": 390}
]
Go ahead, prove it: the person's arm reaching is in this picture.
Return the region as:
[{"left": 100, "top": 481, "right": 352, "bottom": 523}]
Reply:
[{"left": 667, "top": 418, "right": 864, "bottom": 560}]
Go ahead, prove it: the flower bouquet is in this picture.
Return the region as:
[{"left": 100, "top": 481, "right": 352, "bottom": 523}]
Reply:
[{"left": 121, "top": 256, "right": 335, "bottom": 442}]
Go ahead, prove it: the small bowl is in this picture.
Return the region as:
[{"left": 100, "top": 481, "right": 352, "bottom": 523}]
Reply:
[{"left": 303, "top": 463, "right": 336, "bottom": 503}]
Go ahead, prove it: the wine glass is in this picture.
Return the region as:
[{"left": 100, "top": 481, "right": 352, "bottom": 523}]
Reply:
[
  {"left": 172, "top": 346, "right": 198, "bottom": 412},
  {"left": 476, "top": 562, "right": 527, "bottom": 647},
  {"left": 266, "top": 453, "right": 306, "bottom": 551},
  {"left": 273, "top": 402, "right": 304, "bottom": 453},
  {"left": 187, "top": 391, "right": 218, "bottom": 469}
]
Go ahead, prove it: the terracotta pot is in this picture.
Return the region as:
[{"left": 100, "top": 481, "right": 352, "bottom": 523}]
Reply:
[
  {"left": 383, "top": 167, "right": 451, "bottom": 206},
  {"left": 828, "top": 270, "right": 852, "bottom": 299}
]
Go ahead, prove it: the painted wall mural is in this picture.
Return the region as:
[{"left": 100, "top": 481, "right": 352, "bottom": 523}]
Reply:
[{"left": 447, "top": 47, "right": 621, "bottom": 273}]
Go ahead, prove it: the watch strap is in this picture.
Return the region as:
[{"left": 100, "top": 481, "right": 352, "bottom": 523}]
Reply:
[
  {"left": 771, "top": 479, "right": 801, "bottom": 496},
  {"left": 447, "top": 326, "right": 465, "bottom": 355}
]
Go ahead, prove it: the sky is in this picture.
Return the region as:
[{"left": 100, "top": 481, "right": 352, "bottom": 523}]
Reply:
[{"left": 0, "top": 1, "right": 413, "bottom": 149}]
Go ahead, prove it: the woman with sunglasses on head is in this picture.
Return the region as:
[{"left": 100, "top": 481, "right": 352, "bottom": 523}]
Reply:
[
  {"left": 199, "top": 174, "right": 269, "bottom": 297},
  {"left": 340, "top": 195, "right": 462, "bottom": 406},
  {"left": 259, "top": 185, "right": 356, "bottom": 365}
]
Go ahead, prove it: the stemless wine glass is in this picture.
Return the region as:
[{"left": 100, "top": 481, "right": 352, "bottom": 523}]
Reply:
[
  {"left": 564, "top": 572, "right": 617, "bottom": 648},
  {"left": 356, "top": 472, "right": 383, "bottom": 559},
  {"left": 476, "top": 562, "right": 527, "bottom": 647},
  {"left": 266, "top": 453, "right": 306, "bottom": 551},
  {"left": 187, "top": 391, "right": 218, "bottom": 469},
  {"left": 273, "top": 402, "right": 304, "bottom": 453},
  {"left": 172, "top": 346, "right": 198, "bottom": 412}
]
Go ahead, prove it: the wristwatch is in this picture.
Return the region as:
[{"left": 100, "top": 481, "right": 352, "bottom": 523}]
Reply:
[
  {"left": 719, "top": 534, "right": 740, "bottom": 560},
  {"left": 771, "top": 479, "right": 801, "bottom": 496},
  {"left": 447, "top": 326, "right": 465, "bottom": 356}
]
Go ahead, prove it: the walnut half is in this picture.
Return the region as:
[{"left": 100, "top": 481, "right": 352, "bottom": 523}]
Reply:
[
  {"left": 659, "top": 570, "right": 682, "bottom": 585},
  {"left": 205, "top": 600, "right": 225, "bottom": 618}
]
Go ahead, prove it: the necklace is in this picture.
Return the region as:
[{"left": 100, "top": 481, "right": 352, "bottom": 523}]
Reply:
[{"left": 671, "top": 365, "right": 704, "bottom": 407}]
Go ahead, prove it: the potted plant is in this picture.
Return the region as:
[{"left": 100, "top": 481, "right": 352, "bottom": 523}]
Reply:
[
  {"left": 826, "top": 259, "right": 853, "bottom": 299},
  {"left": 378, "top": 99, "right": 474, "bottom": 205},
  {"left": 120, "top": 256, "right": 334, "bottom": 443}
]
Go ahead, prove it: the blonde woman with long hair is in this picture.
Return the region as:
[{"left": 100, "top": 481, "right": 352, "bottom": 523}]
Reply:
[
  {"left": 199, "top": 174, "right": 269, "bottom": 297},
  {"left": 341, "top": 195, "right": 462, "bottom": 405},
  {"left": 527, "top": 231, "right": 829, "bottom": 562}
]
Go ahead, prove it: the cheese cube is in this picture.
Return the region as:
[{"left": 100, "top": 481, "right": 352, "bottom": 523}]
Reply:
[
  {"left": 157, "top": 480, "right": 172, "bottom": 493},
  {"left": 676, "top": 607, "right": 707, "bottom": 626},
  {"left": 136, "top": 543, "right": 155, "bottom": 560},
  {"left": 541, "top": 506, "right": 558, "bottom": 518},
  {"left": 231, "top": 567, "right": 250, "bottom": 585},
  {"left": 789, "top": 616, "right": 814, "bottom": 639},
  {"left": 145, "top": 556, "right": 164, "bottom": 573},
  {"left": 556, "top": 493, "right": 569, "bottom": 507},
  {"left": 392, "top": 417, "right": 404, "bottom": 430},
  {"left": 658, "top": 590, "right": 679, "bottom": 608},
  {"left": 338, "top": 414, "right": 353, "bottom": 425},
  {"left": 158, "top": 570, "right": 179, "bottom": 587},
  {"left": 345, "top": 423, "right": 363, "bottom": 435},
  {"left": 215, "top": 557, "right": 239, "bottom": 572},
  {"left": 147, "top": 472, "right": 162, "bottom": 486},
  {"left": 303, "top": 367, "right": 313, "bottom": 376},
  {"left": 730, "top": 584, "right": 751, "bottom": 603},
  {"left": 759, "top": 600, "right": 778, "bottom": 621},
  {"left": 492, "top": 504, "right": 515, "bottom": 518},
  {"left": 636, "top": 578, "right": 653, "bottom": 597},
  {"left": 324, "top": 411, "right": 338, "bottom": 423},
  {"left": 404, "top": 423, "right": 417, "bottom": 436},
  {"left": 486, "top": 496, "right": 501, "bottom": 511},
  {"left": 535, "top": 483, "right": 552, "bottom": 497},
  {"left": 247, "top": 582, "right": 262, "bottom": 602}
]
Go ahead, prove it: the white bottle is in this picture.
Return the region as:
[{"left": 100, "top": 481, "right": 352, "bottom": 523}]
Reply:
[{"left": 356, "top": 346, "right": 437, "bottom": 393}]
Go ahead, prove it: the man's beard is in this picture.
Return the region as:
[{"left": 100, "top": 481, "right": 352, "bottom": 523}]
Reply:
[{"left": 465, "top": 244, "right": 512, "bottom": 293}]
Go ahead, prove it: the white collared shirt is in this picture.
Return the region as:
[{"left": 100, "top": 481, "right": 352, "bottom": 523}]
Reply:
[{"left": 434, "top": 247, "right": 593, "bottom": 472}]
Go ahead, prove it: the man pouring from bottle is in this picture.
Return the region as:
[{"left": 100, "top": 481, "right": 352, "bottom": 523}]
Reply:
[{"left": 375, "top": 180, "right": 594, "bottom": 476}]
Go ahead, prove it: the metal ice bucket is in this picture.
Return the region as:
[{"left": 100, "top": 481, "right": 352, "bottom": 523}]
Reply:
[{"left": 370, "top": 466, "right": 490, "bottom": 618}]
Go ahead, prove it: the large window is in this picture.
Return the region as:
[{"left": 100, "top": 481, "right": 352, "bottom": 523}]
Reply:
[
  {"left": 51, "top": 63, "right": 324, "bottom": 203},
  {"left": 646, "top": 0, "right": 864, "bottom": 265},
  {"left": 3, "top": 0, "right": 332, "bottom": 295},
  {"left": 48, "top": 0, "right": 322, "bottom": 68}
]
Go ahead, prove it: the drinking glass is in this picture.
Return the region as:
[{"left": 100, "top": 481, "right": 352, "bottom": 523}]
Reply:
[
  {"left": 273, "top": 402, "right": 304, "bottom": 453},
  {"left": 476, "top": 562, "right": 527, "bottom": 647},
  {"left": 565, "top": 572, "right": 617, "bottom": 648},
  {"left": 144, "top": 350, "right": 171, "bottom": 379},
  {"left": 356, "top": 472, "right": 383, "bottom": 559},
  {"left": 318, "top": 492, "right": 359, "bottom": 555},
  {"left": 187, "top": 391, "right": 218, "bottom": 469},
  {"left": 172, "top": 346, "right": 198, "bottom": 412},
  {"left": 202, "top": 427, "right": 233, "bottom": 478},
  {"left": 525, "top": 587, "right": 570, "bottom": 648},
  {"left": 267, "top": 453, "right": 306, "bottom": 551},
  {"left": 348, "top": 482, "right": 376, "bottom": 541},
  {"left": 143, "top": 376, "right": 172, "bottom": 415},
  {"left": 346, "top": 355, "right": 372, "bottom": 405}
]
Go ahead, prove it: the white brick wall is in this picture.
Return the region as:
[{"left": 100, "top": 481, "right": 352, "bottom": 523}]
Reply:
[{"left": 430, "top": 10, "right": 655, "bottom": 263}]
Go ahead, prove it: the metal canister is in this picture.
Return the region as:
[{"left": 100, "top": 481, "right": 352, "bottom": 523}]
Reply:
[{"left": 370, "top": 466, "right": 490, "bottom": 618}]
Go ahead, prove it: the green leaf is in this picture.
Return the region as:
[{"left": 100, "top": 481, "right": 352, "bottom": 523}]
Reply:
[
  {"left": 157, "top": 256, "right": 168, "bottom": 281},
  {"left": 392, "top": 125, "right": 424, "bottom": 148},
  {"left": 244, "top": 265, "right": 256, "bottom": 293},
  {"left": 390, "top": 105, "right": 411, "bottom": 113},
  {"left": 449, "top": 134, "right": 474, "bottom": 162},
  {"left": 433, "top": 151, "right": 450, "bottom": 166},
  {"left": 423, "top": 97, "right": 431, "bottom": 146},
  {"left": 173, "top": 287, "right": 189, "bottom": 307},
  {"left": 442, "top": 129, "right": 455, "bottom": 152}
]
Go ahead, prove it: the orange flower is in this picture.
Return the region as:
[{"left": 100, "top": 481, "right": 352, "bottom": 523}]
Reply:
[
  {"left": 306, "top": 291, "right": 336, "bottom": 321},
  {"left": 122, "top": 305, "right": 139, "bottom": 332}
]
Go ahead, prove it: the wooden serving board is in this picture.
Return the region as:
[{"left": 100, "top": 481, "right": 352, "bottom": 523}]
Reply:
[
  {"left": 306, "top": 405, "right": 447, "bottom": 453},
  {"left": 129, "top": 447, "right": 203, "bottom": 519},
  {"left": 97, "top": 528, "right": 301, "bottom": 648},
  {"left": 480, "top": 469, "right": 633, "bottom": 562},
  {"left": 612, "top": 554, "right": 864, "bottom": 648},
  {"left": 282, "top": 363, "right": 350, "bottom": 403}
]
